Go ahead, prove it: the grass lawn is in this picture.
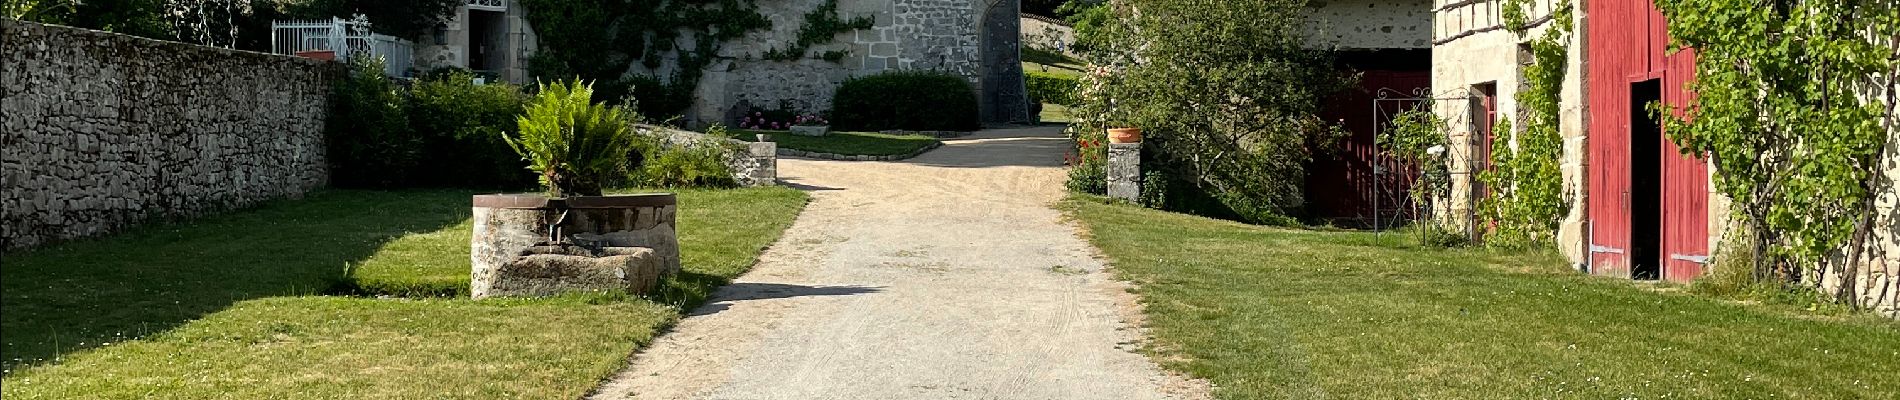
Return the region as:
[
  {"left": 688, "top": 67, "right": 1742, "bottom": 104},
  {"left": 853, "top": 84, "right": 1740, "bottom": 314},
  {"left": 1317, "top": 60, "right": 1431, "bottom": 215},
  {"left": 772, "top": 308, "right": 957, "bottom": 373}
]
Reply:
[
  {"left": 1, "top": 187, "right": 808, "bottom": 398},
  {"left": 1039, "top": 102, "right": 1074, "bottom": 124},
  {"left": 1062, "top": 196, "right": 1900, "bottom": 399},
  {"left": 1023, "top": 47, "right": 1084, "bottom": 76},
  {"left": 725, "top": 129, "right": 938, "bottom": 156}
]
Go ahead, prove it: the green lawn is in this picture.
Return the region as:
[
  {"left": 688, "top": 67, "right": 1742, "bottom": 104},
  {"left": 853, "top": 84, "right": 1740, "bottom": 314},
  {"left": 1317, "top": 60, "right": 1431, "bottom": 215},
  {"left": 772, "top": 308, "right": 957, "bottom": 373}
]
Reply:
[
  {"left": 1023, "top": 47, "right": 1085, "bottom": 76},
  {"left": 726, "top": 129, "right": 939, "bottom": 156},
  {"left": 1, "top": 188, "right": 808, "bottom": 398},
  {"left": 1062, "top": 196, "right": 1900, "bottom": 399},
  {"left": 1039, "top": 102, "right": 1074, "bottom": 124}
]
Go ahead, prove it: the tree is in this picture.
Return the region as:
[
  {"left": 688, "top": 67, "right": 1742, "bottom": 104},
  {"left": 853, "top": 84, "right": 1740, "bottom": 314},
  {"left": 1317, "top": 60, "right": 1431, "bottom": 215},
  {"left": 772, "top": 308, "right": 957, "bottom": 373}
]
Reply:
[
  {"left": 1074, "top": 0, "right": 1347, "bottom": 224},
  {"left": 1654, "top": 0, "right": 1898, "bottom": 303}
]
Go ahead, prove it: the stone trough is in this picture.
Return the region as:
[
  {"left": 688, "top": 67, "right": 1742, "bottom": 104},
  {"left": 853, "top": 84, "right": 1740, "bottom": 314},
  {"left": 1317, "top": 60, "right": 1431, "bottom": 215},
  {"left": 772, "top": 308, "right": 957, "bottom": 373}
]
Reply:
[{"left": 470, "top": 193, "right": 680, "bottom": 299}]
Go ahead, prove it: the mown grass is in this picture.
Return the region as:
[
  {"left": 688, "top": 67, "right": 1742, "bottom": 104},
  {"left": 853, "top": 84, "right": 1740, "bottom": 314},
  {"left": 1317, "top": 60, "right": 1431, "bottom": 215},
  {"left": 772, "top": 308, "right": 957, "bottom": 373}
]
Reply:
[
  {"left": 1062, "top": 196, "right": 1900, "bottom": 399},
  {"left": 726, "top": 129, "right": 939, "bottom": 156},
  {"left": 2, "top": 187, "right": 808, "bottom": 398}
]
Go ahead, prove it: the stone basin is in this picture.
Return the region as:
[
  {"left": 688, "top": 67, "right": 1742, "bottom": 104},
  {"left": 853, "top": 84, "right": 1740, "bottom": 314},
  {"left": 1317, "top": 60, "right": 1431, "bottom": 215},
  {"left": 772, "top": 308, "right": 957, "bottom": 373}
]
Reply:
[{"left": 470, "top": 193, "right": 679, "bottom": 299}]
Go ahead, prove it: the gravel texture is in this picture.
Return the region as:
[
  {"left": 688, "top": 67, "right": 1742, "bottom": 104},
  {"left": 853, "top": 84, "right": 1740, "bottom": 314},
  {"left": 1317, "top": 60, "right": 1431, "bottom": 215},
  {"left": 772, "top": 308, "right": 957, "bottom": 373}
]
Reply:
[{"left": 589, "top": 126, "right": 1209, "bottom": 400}]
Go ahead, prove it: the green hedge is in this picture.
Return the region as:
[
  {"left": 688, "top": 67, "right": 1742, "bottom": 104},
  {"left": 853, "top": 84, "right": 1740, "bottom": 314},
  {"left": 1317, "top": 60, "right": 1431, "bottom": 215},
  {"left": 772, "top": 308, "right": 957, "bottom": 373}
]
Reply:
[
  {"left": 830, "top": 71, "right": 980, "bottom": 131},
  {"left": 1025, "top": 71, "right": 1079, "bottom": 106},
  {"left": 327, "top": 60, "right": 532, "bottom": 190}
]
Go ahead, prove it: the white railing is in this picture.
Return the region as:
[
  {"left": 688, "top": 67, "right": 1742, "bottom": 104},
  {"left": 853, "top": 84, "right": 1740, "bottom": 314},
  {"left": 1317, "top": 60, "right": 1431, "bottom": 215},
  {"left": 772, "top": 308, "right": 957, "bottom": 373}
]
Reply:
[
  {"left": 467, "top": 0, "right": 507, "bottom": 11},
  {"left": 270, "top": 15, "right": 414, "bottom": 77}
]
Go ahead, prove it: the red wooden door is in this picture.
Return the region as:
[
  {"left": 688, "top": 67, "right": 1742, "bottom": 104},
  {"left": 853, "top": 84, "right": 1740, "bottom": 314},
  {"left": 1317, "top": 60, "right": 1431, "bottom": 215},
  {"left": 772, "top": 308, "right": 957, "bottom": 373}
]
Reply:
[
  {"left": 1660, "top": 50, "right": 1708, "bottom": 281},
  {"left": 1588, "top": 0, "right": 1709, "bottom": 280}
]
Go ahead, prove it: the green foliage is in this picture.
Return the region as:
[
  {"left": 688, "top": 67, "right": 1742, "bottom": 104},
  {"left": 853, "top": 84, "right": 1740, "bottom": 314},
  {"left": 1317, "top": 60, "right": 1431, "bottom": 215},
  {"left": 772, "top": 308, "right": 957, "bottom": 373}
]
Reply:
[
  {"left": 1479, "top": 0, "right": 1572, "bottom": 248},
  {"left": 296, "top": 0, "right": 462, "bottom": 39},
  {"left": 507, "top": 79, "right": 643, "bottom": 197},
  {"left": 830, "top": 71, "right": 981, "bottom": 131},
  {"left": 524, "top": 0, "right": 861, "bottom": 120},
  {"left": 1025, "top": 71, "right": 1080, "bottom": 106},
  {"left": 1057, "top": 0, "right": 1110, "bottom": 55},
  {"left": 762, "top": 0, "right": 873, "bottom": 61},
  {"left": 408, "top": 71, "right": 534, "bottom": 189},
  {"left": 1654, "top": 0, "right": 1897, "bottom": 295},
  {"left": 1065, "top": 136, "right": 1109, "bottom": 195},
  {"left": 326, "top": 57, "right": 420, "bottom": 188},
  {"left": 1381, "top": 108, "right": 1452, "bottom": 213},
  {"left": 623, "top": 126, "right": 738, "bottom": 188},
  {"left": 1075, "top": 0, "right": 1348, "bottom": 225}
]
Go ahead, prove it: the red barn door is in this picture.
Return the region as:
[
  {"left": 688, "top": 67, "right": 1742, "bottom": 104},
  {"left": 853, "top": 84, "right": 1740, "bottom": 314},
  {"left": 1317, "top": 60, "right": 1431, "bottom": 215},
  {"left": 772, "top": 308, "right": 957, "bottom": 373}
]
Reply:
[{"left": 1587, "top": 0, "right": 1708, "bottom": 281}]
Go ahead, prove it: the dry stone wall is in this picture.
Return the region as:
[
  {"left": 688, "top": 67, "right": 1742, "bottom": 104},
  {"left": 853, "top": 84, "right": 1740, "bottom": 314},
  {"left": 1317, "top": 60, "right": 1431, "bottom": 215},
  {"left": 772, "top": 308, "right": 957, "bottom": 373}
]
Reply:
[
  {"left": 1, "top": 20, "right": 334, "bottom": 251},
  {"left": 689, "top": 0, "right": 1005, "bottom": 125}
]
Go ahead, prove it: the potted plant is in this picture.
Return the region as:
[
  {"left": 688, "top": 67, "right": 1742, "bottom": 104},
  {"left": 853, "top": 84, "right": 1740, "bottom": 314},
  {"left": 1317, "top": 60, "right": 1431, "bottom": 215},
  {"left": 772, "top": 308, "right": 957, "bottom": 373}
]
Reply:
[
  {"left": 789, "top": 113, "right": 830, "bottom": 137},
  {"left": 1106, "top": 120, "right": 1141, "bottom": 143},
  {"left": 469, "top": 79, "right": 681, "bottom": 299}
]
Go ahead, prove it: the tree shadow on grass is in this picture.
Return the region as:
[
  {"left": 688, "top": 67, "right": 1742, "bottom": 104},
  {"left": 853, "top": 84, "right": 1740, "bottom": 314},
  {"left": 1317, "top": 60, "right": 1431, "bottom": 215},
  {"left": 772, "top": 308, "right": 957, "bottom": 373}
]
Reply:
[{"left": 0, "top": 190, "right": 473, "bottom": 372}]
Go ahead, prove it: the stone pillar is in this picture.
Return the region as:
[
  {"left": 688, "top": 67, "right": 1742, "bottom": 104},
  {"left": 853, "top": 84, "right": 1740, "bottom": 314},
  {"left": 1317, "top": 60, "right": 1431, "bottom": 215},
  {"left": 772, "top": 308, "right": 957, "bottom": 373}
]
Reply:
[
  {"left": 748, "top": 141, "right": 778, "bottom": 186},
  {"left": 1107, "top": 143, "right": 1142, "bottom": 201}
]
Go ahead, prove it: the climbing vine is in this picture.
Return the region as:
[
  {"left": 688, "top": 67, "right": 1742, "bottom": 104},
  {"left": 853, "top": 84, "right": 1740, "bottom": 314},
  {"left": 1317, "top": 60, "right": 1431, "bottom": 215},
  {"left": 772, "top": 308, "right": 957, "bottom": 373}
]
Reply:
[
  {"left": 1653, "top": 0, "right": 1899, "bottom": 306},
  {"left": 1477, "top": 0, "right": 1572, "bottom": 248},
  {"left": 522, "top": 0, "right": 870, "bottom": 119},
  {"left": 763, "top": 0, "right": 875, "bottom": 61}
]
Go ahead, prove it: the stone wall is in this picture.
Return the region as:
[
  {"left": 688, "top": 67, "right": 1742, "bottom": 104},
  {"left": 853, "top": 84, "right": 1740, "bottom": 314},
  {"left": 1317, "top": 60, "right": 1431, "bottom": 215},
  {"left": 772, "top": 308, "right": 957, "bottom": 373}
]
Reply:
[
  {"left": 634, "top": 125, "right": 778, "bottom": 187},
  {"left": 687, "top": 0, "right": 1015, "bottom": 125},
  {"left": 1306, "top": 0, "right": 1433, "bottom": 49},
  {"left": 1020, "top": 13, "right": 1074, "bottom": 53},
  {"left": 1, "top": 20, "right": 333, "bottom": 251},
  {"left": 1431, "top": 0, "right": 1590, "bottom": 264}
]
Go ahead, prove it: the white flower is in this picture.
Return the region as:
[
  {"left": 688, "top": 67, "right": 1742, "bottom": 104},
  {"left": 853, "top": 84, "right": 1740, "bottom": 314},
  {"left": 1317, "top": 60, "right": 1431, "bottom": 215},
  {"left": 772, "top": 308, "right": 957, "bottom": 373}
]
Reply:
[{"left": 1426, "top": 145, "right": 1446, "bottom": 155}]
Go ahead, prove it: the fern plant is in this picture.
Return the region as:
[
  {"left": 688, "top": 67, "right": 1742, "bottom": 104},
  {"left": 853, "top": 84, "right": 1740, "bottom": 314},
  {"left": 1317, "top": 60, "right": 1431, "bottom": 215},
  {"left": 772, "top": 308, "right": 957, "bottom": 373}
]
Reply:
[{"left": 505, "top": 79, "right": 640, "bottom": 197}]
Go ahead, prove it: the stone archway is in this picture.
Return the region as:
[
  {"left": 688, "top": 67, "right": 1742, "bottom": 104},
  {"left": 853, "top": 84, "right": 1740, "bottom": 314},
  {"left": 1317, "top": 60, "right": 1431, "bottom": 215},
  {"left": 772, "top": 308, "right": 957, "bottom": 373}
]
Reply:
[{"left": 979, "top": 0, "right": 1030, "bottom": 124}]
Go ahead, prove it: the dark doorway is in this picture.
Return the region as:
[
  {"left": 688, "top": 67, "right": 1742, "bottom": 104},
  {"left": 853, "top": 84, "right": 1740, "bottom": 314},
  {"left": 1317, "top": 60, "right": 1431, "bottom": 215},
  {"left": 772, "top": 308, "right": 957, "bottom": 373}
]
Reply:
[
  {"left": 1629, "top": 79, "right": 1663, "bottom": 280},
  {"left": 467, "top": 10, "right": 506, "bottom": 72}
]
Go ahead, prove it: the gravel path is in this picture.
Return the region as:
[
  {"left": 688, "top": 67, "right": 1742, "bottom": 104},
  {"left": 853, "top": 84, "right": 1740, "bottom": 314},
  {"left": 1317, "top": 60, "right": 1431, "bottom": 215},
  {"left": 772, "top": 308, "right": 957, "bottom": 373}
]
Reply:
[{"left": 589, "top": 126, "right": 1208, "bottom": 400}]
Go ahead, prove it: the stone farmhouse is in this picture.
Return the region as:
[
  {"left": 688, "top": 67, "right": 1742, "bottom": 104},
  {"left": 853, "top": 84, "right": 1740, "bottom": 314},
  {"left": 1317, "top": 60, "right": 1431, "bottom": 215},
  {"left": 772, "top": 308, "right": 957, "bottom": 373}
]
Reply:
[
  {"left": 1432, "top": 0, "right": 1897, "bottom": 313},
  {"left": 401, "top": 0, "right": 1028, "bottom": 126}
]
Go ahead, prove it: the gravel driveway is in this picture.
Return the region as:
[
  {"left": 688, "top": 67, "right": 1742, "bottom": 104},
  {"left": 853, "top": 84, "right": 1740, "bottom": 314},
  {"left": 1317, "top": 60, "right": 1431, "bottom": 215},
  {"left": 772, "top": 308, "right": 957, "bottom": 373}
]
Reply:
[{"left": 589, "top": 126, "right": 1207, "bottom": 400}]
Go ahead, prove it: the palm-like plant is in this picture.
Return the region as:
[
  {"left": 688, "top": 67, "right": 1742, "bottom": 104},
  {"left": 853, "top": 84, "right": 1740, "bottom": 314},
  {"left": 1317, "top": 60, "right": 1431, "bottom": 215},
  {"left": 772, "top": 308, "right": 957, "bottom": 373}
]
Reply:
[{"left": 506, "top": 79, "right": 639, "bottom": 197}]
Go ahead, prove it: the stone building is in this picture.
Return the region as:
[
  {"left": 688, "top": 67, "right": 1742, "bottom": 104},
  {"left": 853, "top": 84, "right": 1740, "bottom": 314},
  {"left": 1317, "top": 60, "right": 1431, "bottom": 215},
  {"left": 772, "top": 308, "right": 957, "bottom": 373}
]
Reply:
[
  {"left": 408, "top": 0, "right": 1026, "bottom": 127},
  {"left": 412, "top": 0, "right": 537, "bottom": 84},
  {"left": 1430, "top": 0, "right": 1589, "bottom": 262},
  {"left": 1304, "top": 0, "right": 1435, "bottom": 224},
  {"left": 1432, "top": 0, "right": 1896, "bottom": 314}
]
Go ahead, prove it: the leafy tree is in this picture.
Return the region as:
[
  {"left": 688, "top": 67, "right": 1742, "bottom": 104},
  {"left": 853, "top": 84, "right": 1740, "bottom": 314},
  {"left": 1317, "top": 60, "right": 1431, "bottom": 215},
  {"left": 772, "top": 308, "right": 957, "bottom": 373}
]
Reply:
[
  {"left": 1073, "top": 0, "right": 1347, "bottom": 224},
  {"left": 293, "top": 0, "right": 461, "bottom": 39},
  {"left": 1654, "top": 0, "right": 1899, "bottom": 303}
]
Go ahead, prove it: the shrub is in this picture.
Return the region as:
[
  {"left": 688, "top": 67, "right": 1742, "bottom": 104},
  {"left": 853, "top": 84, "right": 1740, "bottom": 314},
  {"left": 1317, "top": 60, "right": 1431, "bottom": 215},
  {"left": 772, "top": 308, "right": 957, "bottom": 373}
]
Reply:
[
  {"left": 1025, "top": 71, "right": 1079, "bottom": 106},
  {"left": 408, "top": 72, "right": 532, "bottom": 189},
  {"left": 1064, "top": 137, "right": 1108, "bottom": 195},
  {"left": 506, "top": 79, "right": 642, "bottom": 197},
  {"left": 326, "top": 57, "right": 421, "bottom": 189},
  {"left": 831, "top": 71, "right": 980, "bottom": 131},
  {"left": 1075, "top": 0, "right": 1347, "bottom": 225},
  {"left": 621, "top": 125, "right": 738, "bottom": 188}
]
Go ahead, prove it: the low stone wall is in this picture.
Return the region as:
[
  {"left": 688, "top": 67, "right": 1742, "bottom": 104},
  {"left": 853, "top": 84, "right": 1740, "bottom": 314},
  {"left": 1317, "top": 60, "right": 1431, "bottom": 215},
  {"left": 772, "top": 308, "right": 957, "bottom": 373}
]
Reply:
[
  {"left": 1, "top": 20, "right": 335, "bottom": 251},
  {"left": 633, "top": 124, "right": 777, "bottom": 186}
]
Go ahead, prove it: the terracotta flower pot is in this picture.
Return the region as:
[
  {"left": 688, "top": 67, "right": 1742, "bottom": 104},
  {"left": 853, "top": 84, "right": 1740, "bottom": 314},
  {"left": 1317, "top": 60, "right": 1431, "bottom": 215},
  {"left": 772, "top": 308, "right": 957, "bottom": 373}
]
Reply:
[{"left": 1107, "top": 127, "right": 1142, "bottom": 144}]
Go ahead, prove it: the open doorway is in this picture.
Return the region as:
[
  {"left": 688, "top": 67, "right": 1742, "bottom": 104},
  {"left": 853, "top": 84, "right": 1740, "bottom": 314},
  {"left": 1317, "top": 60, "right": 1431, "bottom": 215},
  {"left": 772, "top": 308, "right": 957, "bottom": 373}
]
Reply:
[
  {"left": 1629, "top": 79, "right": 1663, "bottom": 280},
  {"left": 466, "top": 10, "right": 507, "bottom": 73}
]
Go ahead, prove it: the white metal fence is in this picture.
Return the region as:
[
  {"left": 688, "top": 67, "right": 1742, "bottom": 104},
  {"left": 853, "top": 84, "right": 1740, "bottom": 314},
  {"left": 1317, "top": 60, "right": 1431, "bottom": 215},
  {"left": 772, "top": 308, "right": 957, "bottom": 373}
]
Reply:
[{"left": 270, "top": 15, "right": 413, "bottom": 77}]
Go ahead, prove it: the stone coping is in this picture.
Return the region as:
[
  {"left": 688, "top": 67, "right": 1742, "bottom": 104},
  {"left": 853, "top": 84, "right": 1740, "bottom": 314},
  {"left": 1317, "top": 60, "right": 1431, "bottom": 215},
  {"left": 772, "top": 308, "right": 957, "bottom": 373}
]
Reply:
[
  {"left": 779, "top": 142, "right": 943, "bottom": 161},
  {"left": 472, "top": 193, "right": 678, "bottom": 209}
]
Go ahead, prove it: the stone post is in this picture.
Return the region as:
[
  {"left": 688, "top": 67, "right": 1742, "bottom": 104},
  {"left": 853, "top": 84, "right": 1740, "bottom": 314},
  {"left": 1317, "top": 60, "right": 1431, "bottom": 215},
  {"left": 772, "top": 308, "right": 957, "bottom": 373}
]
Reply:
[
  {"left": 748, "top": 141, "right": 778, "bottom": 186},
  {"left": 1107, "top": 143, "right": 1141, "bottom": 201}
]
